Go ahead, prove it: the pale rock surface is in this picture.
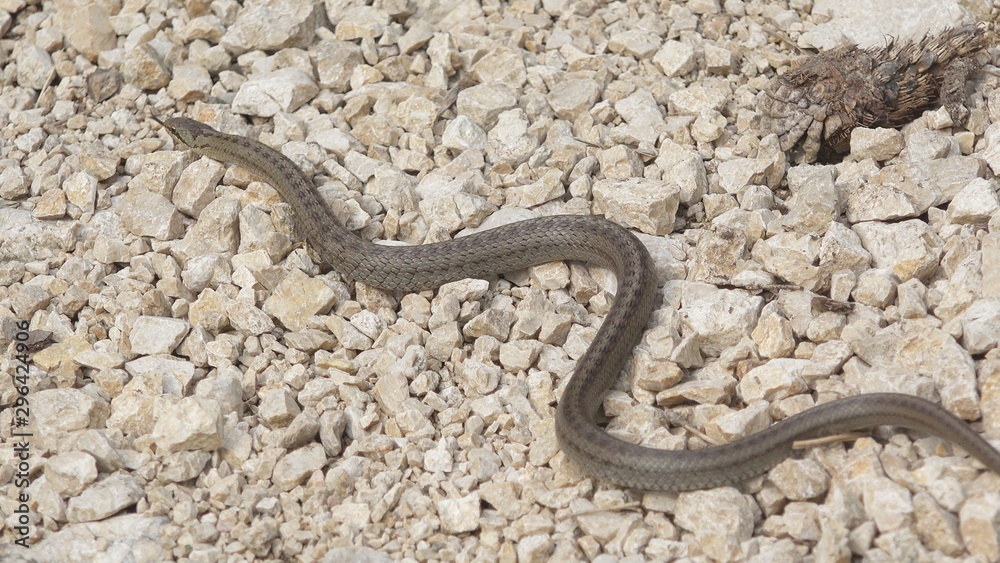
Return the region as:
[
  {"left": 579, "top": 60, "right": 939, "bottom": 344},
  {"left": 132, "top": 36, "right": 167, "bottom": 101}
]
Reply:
[
  {"left": 151, "top": 397, "right": 224, "bottom": 453},
  {"left": 674, "top": 488, "right": 759, "bottom": 561}
]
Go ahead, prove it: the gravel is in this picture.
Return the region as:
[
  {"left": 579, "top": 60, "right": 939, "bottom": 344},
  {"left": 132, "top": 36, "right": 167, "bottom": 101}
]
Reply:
[{"left": 1, "top": 0, "right": 1000, "bottom": 561}]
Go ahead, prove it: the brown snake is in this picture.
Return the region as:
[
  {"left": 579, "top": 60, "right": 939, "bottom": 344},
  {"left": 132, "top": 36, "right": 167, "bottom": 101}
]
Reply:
[{"left": 157, "top": 116, "right": 1000, "bottom": 490}]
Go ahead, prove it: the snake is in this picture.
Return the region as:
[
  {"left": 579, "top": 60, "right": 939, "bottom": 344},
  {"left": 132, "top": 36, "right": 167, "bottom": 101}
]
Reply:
[{"left": 156, "top": 116, "right": 1000, "bottom": 490}]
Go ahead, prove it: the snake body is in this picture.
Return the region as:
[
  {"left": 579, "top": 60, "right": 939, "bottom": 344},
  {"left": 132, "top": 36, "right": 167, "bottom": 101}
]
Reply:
[{"left": 159, "top": 117, "right": 1000, "bottom": 490}]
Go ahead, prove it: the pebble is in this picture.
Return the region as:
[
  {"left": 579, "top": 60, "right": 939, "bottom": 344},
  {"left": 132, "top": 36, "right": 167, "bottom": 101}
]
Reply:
[
  {"left": 117, "top": 188, "right": 185, "bottom": 241},
  {"left": 128, "top": 315, "right": 191, "bottom": 356},
  {"left": 66, "top": 472, "right": 144, "bottom": 523},
  {"left": 947, "top": 178, "right": 1000, "bottom": 224},
  {"left": 437, "top": 492, "right": 481, "bottom": 534},
  {"left": 262, "top": 269, "right": 338, "bottom": 331},
  {"left": 850, "top": 127, "right": 905, "bottom": 161},
  {"left": 150, "top": 397, "right": 224, "bottom": 453},
  {"left": 44, "top": 452, "right": 98, "bottom": 497},
  {"left": 272, "top": 443, "right": 327, "bottom": 491},
  {"left": 592, "top": 178, "right": 679, "bottom": 236},
  {"left": 852, "top": 220, "right": 942, "bottom": 282},
  {"left": 654, "top": 40, "right": 696, "bottom": 77},
  {"left": 674, "top": 488, "right": 758, "bottom": 561},
  {"left": 221, "top": 0, "right": 321, "bottom": 54},
  {"left": 232, "top": 68, "right": 320, "bottom": 117},
  {"left": 54, "top": 2, "right": 116, "bottom": 59}
]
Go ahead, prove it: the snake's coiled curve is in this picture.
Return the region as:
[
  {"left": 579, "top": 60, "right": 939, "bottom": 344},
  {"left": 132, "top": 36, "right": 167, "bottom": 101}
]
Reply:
[{"left": 159, "top": 117, "right": 1000, "bottom": 490}]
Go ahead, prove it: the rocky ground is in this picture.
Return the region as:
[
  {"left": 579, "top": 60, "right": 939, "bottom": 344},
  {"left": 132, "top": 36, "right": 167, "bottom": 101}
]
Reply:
[{"left": 1, "top": 0, "right": 1000, "bottom": 561}]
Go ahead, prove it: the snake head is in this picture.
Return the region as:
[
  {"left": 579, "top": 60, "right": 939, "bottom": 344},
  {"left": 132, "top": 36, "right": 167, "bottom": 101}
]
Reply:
[{"left": 150, "top": 114, "right": 218, "bottom": 149}]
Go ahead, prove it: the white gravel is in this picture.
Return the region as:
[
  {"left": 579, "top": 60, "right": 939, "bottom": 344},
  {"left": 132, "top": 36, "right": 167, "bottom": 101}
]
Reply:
[{"left": 1, "top": 0, "right": 1000, "bottom": 561}]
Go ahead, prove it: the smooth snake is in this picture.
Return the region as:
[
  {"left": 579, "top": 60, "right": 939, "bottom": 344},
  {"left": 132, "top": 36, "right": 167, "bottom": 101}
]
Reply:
[{"left": 157, "top": 116, "right": 1000, "bottom": 490}]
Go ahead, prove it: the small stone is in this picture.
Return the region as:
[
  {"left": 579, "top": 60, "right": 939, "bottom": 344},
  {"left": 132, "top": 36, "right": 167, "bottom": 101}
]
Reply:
[
  {"left": 674, "top": 488, "right": 757, "bottom": 561},
  {"left": 913, "top": 492, "right": 965, "bottom": 556},
  {"left": 598, "top": 146, "right": 643, "bottom": 180},
  {"left": 272, "top": 443, "right": 327, "bottom": 491},
  {"left": 178, "top": 15, "right": 226, "bottom": 43},
  {"left": 31, "top": 188, "right": 66, "bottom": 220},
  {"left": 485, "top": 109, "right": 538, "bottom": 167},
  {"left": 852, "top": 220, "right": 941, "bottom": 282},
  {"left": 124, "top": 356, "right": 195, "bottom": 396},
  {"left": 319, "top": 410, "right": 347, "bottom": 456},
  {"left": 703, "top": 43, "right": 734, "bottom": 74},
  {"left": 752, "top": 312, "right": 795, "bottom": 358},
  {"left": 76, "top": 430, "right": 125, "bottom": 473},
  {"left": 592, "top": 178, "right": 679, "bottom": 236},
  {"left": 0, "top": 162, "right": 28, "bottom": 199},
  {"left": 228, "top": 299, "right": 275, "bottom": 336},
  {"left": 679, "top": 285, "right": 763, "bottom": 356},
  {"left": 85, "top": 67, "right": 122, "bottom": 102},
  {"left": 171, "top": 196, "right": 240, "bottom": 262},
  {"left": 64, "top": 171, "right": 98, "bottom": 213},
  {"left": 220, "top": 0, "right": 321, "bottom": 54},
  {"left": 65, "top": 473, "right": 144, "bottom": 523},
  {"left": 498, "top": 339, "right": 543, "bottom": 371},
  {"left": 442, "top": 115, "right": 487, "bottom": 151},
  {"left": 654, "top": 40, "right": 696, "bottom": 77},
  {"left": 263, "top": 269, "right": 338, "bottom": 331},
  {"left": 437, "top": 492, "right": 481, "bottom": 534},
  {"left": 850, "top": 127, "right": 905, "bottom": 161},
  {"left": 118, "top": 188, "right": 185, "bottom": 241},
  {"left": 896, "top": 280, "right": 927, "bottom": 319},
  {"left": 173, "top": 157, "right": 225, "bottom": 217},
  {"left": 129, "top": 316, "right": 191, "bottom": 355},
  {"left": 16, "top": 44, "right": 54, "bottom": 90},
  {"left": 195, "top": 373, "right": 245, "bottom": 416},
  {"left": 960, "top": 299, "right": 1000, "bottom": 354},
  {"left": 704, "top": 401, "right": 771, "bottom": 444},
  {"left": 258, "top": 388, "right": 302, "bottom": 427},
  {"left": 852, "top": 268, "right": 898, "bottom": 308},
  {"left": 782, "top": 164, "right": 839, "bottom": 236},
  {"left": 54, "top": 2, "right": 116, "bottom": 60},
  {"left": 158, "top": 451, "right": 212, "bottom": 483},
  {"left": 326, "top": 315, "right": 374, "bottom": 350},
  {"left": 767, "top": 458, "right": 829, "bottom": 501},
  {"left": 947, "top": 178, "right": 1000, "bottom": 224},
  {"left": 44, "top": 452, "right": 98, "bottom": 496},
  {"left": 862, "top": 476, "right": 914, "bottom": 533},
  {"left": 10, "top": 283, "right": 52, "bottom": 318},
  {"left": 373, "top": 369, "right": 409, "bottom": 416},
  {"left": 546, "top": 78, "right": 601, "bottom": 121},
  {"left": 150, "top": 397, "right": 224, "bottom": 453},
  {"left": 166, "top": 63, "right": 212, "bottom": 103},
  {"left": 334, "top": 5, "right": 389, "bottom": 40},
  {"left": 121, "top": 44, "right": 170, "bottom": 90},
  {"left": 959, "top": 492, "right": 1000, "bottom": 561},
  {"left": 32, "top": 334, "right": 91, "bottom": 383},
  {"left": 669, "top": 84, "right": 728, "bottom": 114},
  {"left": 615, "top": 89, "right": 667, "bottom": 146},
  {"left": 32, "top": 388, "right": 103, "bottom": 434},
  {"left": 232, "top": 68, "right": 319, "bottom": 117},
  {"left": 656, "top": 379, "right": 731, "bottom": 406},
  {"left": 737, "top": 359, "right": 810, "bottom": 403},
  {"left": 608, "top": 29, "right": 661, "bottom": 58},
  {"left": 314, "top": 40, "right": 362, "bottom": 92},
  {"left": 505, "top": 169, "right": 564, "bottom": 207},
  {"left": 398, "top": 21, "right": 434, "bottom": 54},
  {"left": 463, "top": 308, "right": 515, "bottom": 341}
]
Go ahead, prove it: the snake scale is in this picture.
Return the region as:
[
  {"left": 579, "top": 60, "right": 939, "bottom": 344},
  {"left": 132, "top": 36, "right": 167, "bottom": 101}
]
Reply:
[{"left": 157, "top": 116, "right": 1000, "bottom": 490}]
